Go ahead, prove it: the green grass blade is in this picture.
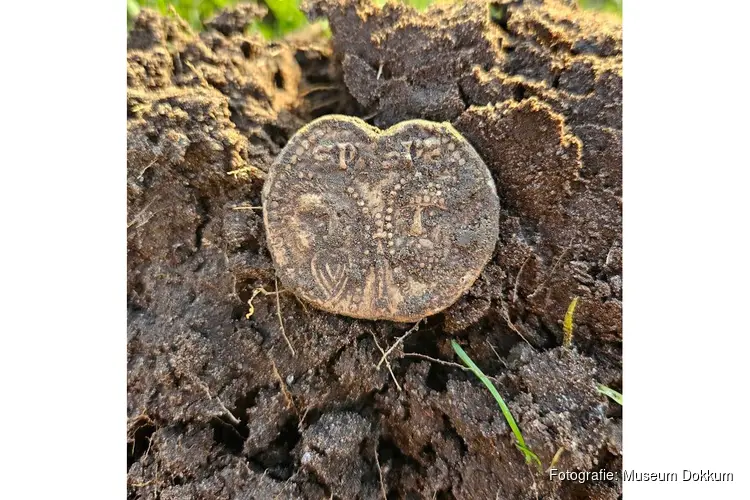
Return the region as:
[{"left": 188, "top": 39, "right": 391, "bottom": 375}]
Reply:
[
  {"left": 596, "top": 384, "right": 622, "bottom": 405},
  {"left": 451, "top": 340, "right": 541, "bottom": 468}
]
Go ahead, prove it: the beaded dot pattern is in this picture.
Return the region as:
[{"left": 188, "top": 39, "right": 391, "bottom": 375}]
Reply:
[{"left": 262, "top": 115, "right": 500, "bottom": 322}]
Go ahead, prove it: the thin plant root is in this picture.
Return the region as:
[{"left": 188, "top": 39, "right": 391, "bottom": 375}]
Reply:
[
  {"left": 197, "top": 379, "right": 240, "bottom": 425},
  {"left": 227, "top": 165, "right": 266, "bottom": 181},
  {"left": 375, "top": 444, "right": 387, "bottom": 499},
  {"left": 232, "top": 205, "right": 263, "bottom": 211},
  {"left": 371, "top": 332, "right": 402, "bottom": 392},
  {"left": 245, "top": 281, "right": 296, "bottom": 357},
  {"left": 403, "top": 352, "right": 500, "bottom": 384},
  {"left": 271, "top": 358, "right": 298, "bottom": 414},
  {"left": 376, "top": 320, "right": 421, "bottom": 369}
]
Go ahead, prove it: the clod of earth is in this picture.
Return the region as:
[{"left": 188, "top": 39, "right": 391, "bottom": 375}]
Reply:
[
  {"left": 128, "top": 1, "right": 622, "bottom": 498},
  {"left": 262, "top": 115, "right": 500, "bottom": 322}
]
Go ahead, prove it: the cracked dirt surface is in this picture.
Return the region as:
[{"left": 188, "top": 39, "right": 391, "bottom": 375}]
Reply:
[{"left": 127, "top": 1, "right": 622, "bottom": 498}]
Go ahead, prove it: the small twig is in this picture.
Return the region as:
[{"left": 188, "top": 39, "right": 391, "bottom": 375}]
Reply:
[
  {"left": 142, "top": 432, "right": 154, "bottom": 460},
  {"left": 198, "top": 381, "right": 240, "bottom": 425},
  {"left": 376, "top": 63, "right": 383, "bottom": 80},
  {"left": 231, "top": 205, "right": 263, "bottom": 211},
  {"left": 375, "top": 444, "right": 387, "bottom": 500},
  {"left": 485, "top": 340, "right": 508, "bottom": 368},
  {"left": 297, "top": 407, "right": 311, "bottom": 432},
  {"left": 213, "top": 416, "right": 246, "bottom": 443},
  {"left": 371, "top": 332, "right": 402, "bottom": 391},
  {"left": 270, "top": 358, "right": 297, "bottom": 414},
  {"left": 402, "top": 353, "right": 470, "bottom": 373},
  {"left": 376, "top": 320, "right": 421, "bottom": 369},
  {"left": 127, "top": 197, "right": 160, "bottom": 229},
  {"left": 138, "top": 155, "right": 159, "bottom": 180},
  {"left": 403, "top": 352, "right": 500, "bottom": 384}
]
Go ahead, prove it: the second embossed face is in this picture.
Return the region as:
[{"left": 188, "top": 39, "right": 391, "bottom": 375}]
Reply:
[{"left": 262, "top": 115, "right": 500, "bottom": 322}]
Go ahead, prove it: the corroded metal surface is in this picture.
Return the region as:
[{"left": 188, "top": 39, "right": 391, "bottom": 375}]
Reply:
[{"left": 263, "top": 115, "right": 499, "bottom": 321}]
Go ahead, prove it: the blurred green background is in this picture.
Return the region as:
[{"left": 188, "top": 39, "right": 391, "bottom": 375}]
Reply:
[{"left": 127, "top": 0, "right": 621, "bottom": 37}]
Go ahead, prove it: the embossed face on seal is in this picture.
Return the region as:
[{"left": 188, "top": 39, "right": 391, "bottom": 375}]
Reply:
[{"left": 262, "top": 115, "right": 500, "bottom": 322}]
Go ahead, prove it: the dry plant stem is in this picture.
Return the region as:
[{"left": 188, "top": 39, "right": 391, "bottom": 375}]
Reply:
[
  {"left": 371, "top": 332, "right": 402, "bottom": 391},
  {"left": 376, "top": 320, "right": 421, "bottom": 369},
  {"left": 198, "top": 380, "right": 240, "bottom": 425},
  {"left": 132, "top": 428, "right": 154, "bottom": 463},
  {"left": 402, "top": 352, "right": 470, "bottom": 373},
  {"left": 297, "top": 407, "right": 311, "bottom": 432},
  {"left": 231, "top": 205, "right": 263, "bottom": 211},
  {"left": 375, "top": 444, "right": 387, "bottom": 500},
  {"left": 485, "top": 340, "right": 508, "bottom": 368},
  {"left": 138, "top": 155, "right": 159, "bottom": 179},
  {"left": 402, "top": 352, "right": 500, "bottom": 384}
]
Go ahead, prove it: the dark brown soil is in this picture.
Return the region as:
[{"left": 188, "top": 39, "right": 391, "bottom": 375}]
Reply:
[{"left": 127, "top": 1, "right": 622, "bottom": 499}]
